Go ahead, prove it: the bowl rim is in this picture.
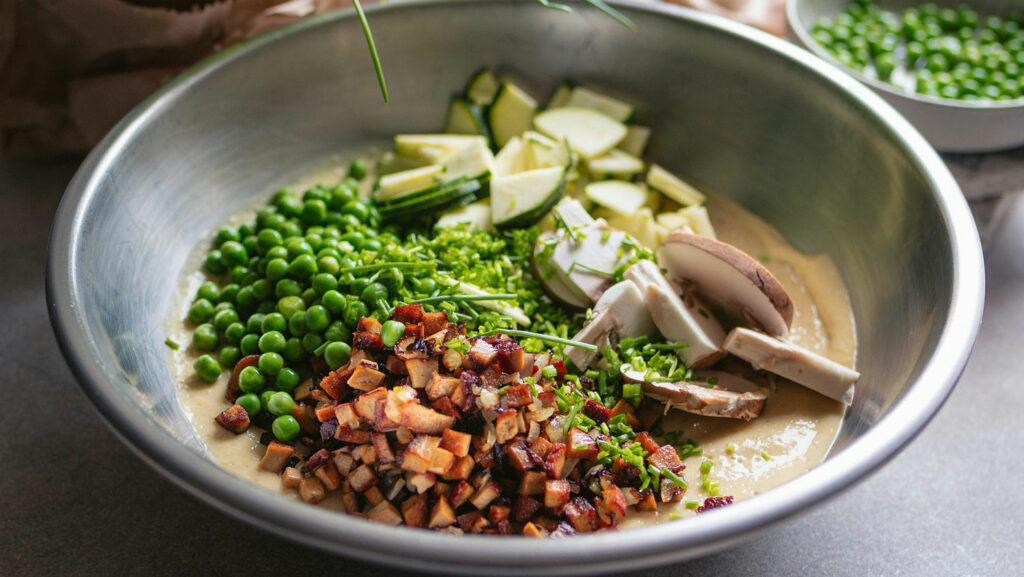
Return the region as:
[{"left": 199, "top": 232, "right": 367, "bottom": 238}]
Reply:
[
  {"left": 46, "top": 0, "right": 985, "bottom": 573},
  {"left": 785, "top": 0, "right": 1024, "bottom": 111}
]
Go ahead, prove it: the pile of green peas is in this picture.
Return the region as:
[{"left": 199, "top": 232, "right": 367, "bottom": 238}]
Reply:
[
  {"left": 186, "top": 159, "right": 434, "bottom": 442},
  {"left": 813, "top": 0, "right": 1024, "bottom": 102}
]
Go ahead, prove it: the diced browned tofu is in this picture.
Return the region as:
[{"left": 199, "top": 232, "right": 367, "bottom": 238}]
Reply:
[
  {"left": 353, "top": 387, "right": 387, "bottom": 422},
  {"left": 537, "top": 390, "right": 557, "bottom": 409},
  {"left": 493, "top": 340, "right": 525, "bottom": 373},
  {"left": 371, "top": 433, "right": 395, "bottom": 464},
  {"left": 428, "top": 497, "right": 456, "bottom": 529},
  {"left": 427, "top": 447, "right": 456, "bottom": 475},
  {"left": 442, "top": 455, "right": 474, "bottom": 481},
  {"left": 401, "top": 435, "right": 440, "bottom": 474},
  {"left": 408, "top": 472, "right": 437, "bottom": 494},
  {"left": 334, "top": 426, "right": 371, "bottom": 444},
  {"left": 469, "top": 480, "right": 502, "bottom": 510},
  {"left": 348, "top": 464, "right": 379, "bottom": 493},
  {"left": 513, "top": 496, "right": 542, "bottom": 522},
  {"left": 519, "top": 471, "right": 547, "bottom": 496},
  {"left": 315, "top": 402, "right": 338, "bottom": 422},
  {"left": 395, "top": 426, "right": 414, "bottom": 445},
  {"left": 648, "top": 444, "right": 684, "bottom": 470},
  {"left": 291, "top": 403, "right": 318, "bottom": 436},
  {"left": 488, "top": 504, "right": 511, "bottom": 524},
  {"left": 398, "top": 402, "right": 456, "bottom": 435},
  {"left": 314, "top": 461, "right": 343, "bottom": 491},
  {"left": 281, "top": 466, "right": 302, "bottom": 489},
  {"left": 468, "top": 339, "right": 498, "bottom": 367},
  {"left": 367, "top": 500, "right": 403, "bottom": 526},
  {"left": 392, "top": 303, "right": 424, "bottom": 324},
  {"left": 401, "top": 494, "right": 429, "bottom": 528},
  {"left": 406, "top": 358, "right": 438, "bottom": 389},
  {"left": 635, "top": 490, "right": 658, "bottom": 512},
  {"left": 215, "top": 404, "right": 250, "bottom": 434},
  {"left": 563, "top": 497, "right": 598, "bottom": 532},
  {"left": 357, "top": 316, "right": 383, "bottom": 335},
  {"left": 522, "top": 522, "right": 548, "bottom": 537},
  {"left": 505, "top": 440, "right": 539, "bottom": 472},
  {"left": 421, "top": 311, "right": 448, "bottom": 336},
  {"left": 258, "top": 440, "right": 295, "bottom": 473},
  {"left": 384, "top": 355, "right": 408, "bottom": 375},
  {"left": 581, "top": 399, "right": 613, "bottom": 424},
  {"left": 442, "top": 348, "right": 463, "bottom": 371},
  {"left": 333, "top": 451, "right": 356, "bottom": 476},
  {"left": 427, "top": 372, "right": 460, "bottom": 400},
  {"left": 566, "top": 428, "right": 598, "bottom": 459},
  {"left": 598, "top": 485, "right": 628, "bottom": 525},
  {"left": 660, "top": 477, "right": 685, "bottom": 503},
  {"left": 348, "top": 364, "right": 386, "bottom": 392},
  {"left": 363, "top": 486, "right": 385, "bottom": 506},
  {"left": 439, "top": 429, "right": 472, "bottom": 457},
  {"left": 450, "top": 480, "right": 474, "bottom": 507},
  {"left": 298, "top": 477, "right": 326, "bottom": 504},
  {"left": 319, "top": 368, "right": 351, "bottom": 400},
  {"left": 530, "top": 437, "right": 553, "bottom": 459},
  {"left": 495, "top": 410, "right": 519, "bottom": 444},
  {"left": 544, "top": 479, "right": 570, "bottom": 509},
  {"left": 610, "top": 398, "right": 640, "bottom": 428},
  {"left": 341, "top": 491, "right": 360, "bottom": 514},
  {"left": 334, "top": 403, "right": 358, "bottom": 427},
  {"left": 503, "top": 384, "right": 533, "bottom": 408},
  {"left": 544, "top": 443, "right": 567, "bottom": 479}
]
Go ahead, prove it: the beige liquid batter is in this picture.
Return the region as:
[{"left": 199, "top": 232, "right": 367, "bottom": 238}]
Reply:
[{"left": 167, "top": 183, "right": 857, "bottom": 528}]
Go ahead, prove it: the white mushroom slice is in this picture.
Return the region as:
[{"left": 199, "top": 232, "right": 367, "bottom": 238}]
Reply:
[
  {"left": 642, "top": 381, "right": 767, "bottom": 421},
  {"left": 552, "top": 197, "right": 596, "bottom": 229},
  {"left": 623, "top": 260, "right": 726, "bottom": 368},
  {"left": 547, "top": 223, "right": 627, "bottom": 304},
  {"left": 533, "top": 231, "right": 589, "bottom": 310},
  {"left": 659, "top": 231, "right": 794, "bottom": 337},
  {"left": 722, "top": 327, "right": 859, "bottom": 404},
  {"left": 643, "top": 284, "right": 727, "bottom": 369},
  {"left": 564, "top": 281, "right": 654, "bottom": 369}
]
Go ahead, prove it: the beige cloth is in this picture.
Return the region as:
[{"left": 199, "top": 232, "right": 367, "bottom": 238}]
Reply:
[{"left": 0, "top": 0, "right": 785, "bottom": 158}]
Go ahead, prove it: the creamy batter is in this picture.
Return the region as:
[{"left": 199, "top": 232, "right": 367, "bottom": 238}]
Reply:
[{"left": 167, "top": 182, "right": 857, "bottom": 528}]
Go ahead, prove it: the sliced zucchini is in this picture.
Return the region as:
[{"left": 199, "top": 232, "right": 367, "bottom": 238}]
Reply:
[
  {"left": 546, "top": 83, "right": 573, "bottom": 108},
  {"left": 457, "top": 282, "right": 530, "bottom": 326},
  {"left": 678, "top": 205, "right": 717, "bottom": 239},
  {"left": 378, "top": 179, "right": 481, "bottom": 221},
  {"left": 445, "top": 99, "right": 492, "bottom": 144},
  {"left": 440, "top": 139, "right": 495, "bottom": 182},
  {"left": 394, "top": 134, "right": 487, "bottom": 164},
  {"left": 617, "top": 125, "right": 651, "bottom": 157},
  {"left": 584, "top": 180, "right": 648, "bottom": 217},
  {"left": 491, "top": 166, "right": 566, "bottom": 228},
  {"left": 523, "top": 131, "right": 571, "bottom": 171},
  {"left": 565, "top": 87, "right": 634, "bottom": 122},
  {"left": 494, "top": 136, "right": 528, "bottom": 176},
  {"left": 374, "top": 164, "right": 445, "bottom": 201},
  {"left": 655, "top": 210, "right": 690, "bottom": 232},
  {"left": 646, "top": 164, "right": 706, "bottom": 206},
  {"left": 533, "top": 107, "right": 627, "bottom": 160},
  {"left": 488, "top": 82, "right": 538, "bottom": 147},
  {"left": 376, "top": 151, "right": 426, "bottom": 176},
  {"left": 466, "top": 69, "right": 500, "bottom": 106},
  {"left": 552, "top": 197, "right": 596, "bottom": 229},
  {"left": 607, "top": 207, "right": 659, "bottom": 248},
  {"left": 587, "top": 149, "right": 644, "bottom": 179},
  {"left": 376, "top": 177, "right": 468, "bottom": 209},
  {"left": 436, "top": 200, "right": 493, "bottom": 231}
]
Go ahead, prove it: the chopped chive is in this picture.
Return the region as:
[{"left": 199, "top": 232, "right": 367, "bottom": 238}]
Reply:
[
  {"left": 164, "top": 338, "right": 180, "bottom": 350},
  {"left": 568, "top": 261, "right": 614, "bottom": 277},
  {"left": 685, "top": 501, "right": 700, "bottom": 510},
  {"left": 670, "top": 513, "right": 683, "bottom": 520},
  {"left": 497, "top": 385, "right": 510, "bottom": 396},
  {"left": 661, "top": 467, "right": 687, "bottom": 489},
  {"left": 700, "top": 460, "right": 713, "bottom": 475},
  {"left": 647, "top": 342, "right": 689, "bottom": 350},
  {"left": 726, "top": 443, "right": 737, "bottom": 454},
  {"left": 563, "top": 402, "right": 581, "bottom": 434},
  {"left": 410, "top": 293, "right": 517, "bottom": 305},
  {"left": 338, "top": 262, "right": 435, "bottom": 275},
  {"left": 483, "top": 328, "right": 598, "bottom": 352},
  {"left": 552, "top": 209, "right": 578, "bottom": 242},
  {"left": 761, "top": 451, "right": 772, "bottom": 461},
  {"left": 352, "top": 0, "right": 389, "bottom": 103}
]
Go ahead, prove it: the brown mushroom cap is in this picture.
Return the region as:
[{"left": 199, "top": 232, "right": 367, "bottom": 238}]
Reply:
[{"left": 658, "top": 230, "right": 794, "bottom": 337}]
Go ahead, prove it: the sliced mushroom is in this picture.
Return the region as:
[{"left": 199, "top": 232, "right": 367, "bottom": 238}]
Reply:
[
  {"left": 659, "top": 230, "right": 793, "bottom": 337},
  {"left": 546, "top": 223, "right": 628, "bottom": 304},
  {"left": 722, "top": 327, "right": 859, "bottom": 404},
  {"left": 623, "top": 260, "right": 726, "bottom": 369},
  {"left": 533, "top": 231, "right": 589, "bottom": 310},
  {"left": 563, "top": 280, "right": 654, "bottom": 369},
  {"left": 642, "top": 381, "right": 767, "bottom": 421}
]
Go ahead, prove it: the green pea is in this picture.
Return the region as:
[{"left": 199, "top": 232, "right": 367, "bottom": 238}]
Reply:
[
  {"left": 322, "top": 290, "right": 347, "bottom": 315},
  {"left": 267, "top": 392, "right": 295, "bottom": 417},
  {"left": 288, "top": 254, "right": 318, "bottom": 279},
  {"left": 227, "top": 265, "right": 250, "bottom": 285},
  {"left": 278, "top": 295, "right": 306, "bottom": 319},
  {"left": 240, "top": 333, "right": 260, "bottom": 355},
  {"left": 257, "top": 301, "right": 276, "bottom": 315},
  {"left": 285, "top": 238, "right": 313, "bottom": 259},
  {"left": 238, "top": 366, "right": 265, "bottom": 394},
  {"left": 361, "top": 282, "right": 389, "bottom": 307},
  {"left": 275, "top": 367, "right": 300, "bottom": 392},
  {"left": 203, "top": 251, "right": 226, "bottom": 274},
  {"left": 255, "top": 208, "right": 275, "bottom": 229},
  {"left": 283, "top": 337, "right": 306, "bottom": 363},
  {"left": 288, "top": 310, "right": 308, "bottom": 337},
  {"left": 274, "top": 278, "right": 302, "bottom": 300},
  {"left": 981, "top": 85, "right": 1002, "bottom": 99},
  {"left": 266, "top": 258, "right": 289, "bottom": 281},
  {"left": 926, "top": 53, "right": 950, "bottom": 72},
  {"left": 193, "top": 354, "right": 222, "bottom": 383},
  {"left": 219, "top": 345, "right": 241, "bottom": 368},
  {"left": 212, "top": 308, "right": 239, "bottom": 332},
  {"left": 341, "top": 200, "right": 370, "bottom": 222},
  {"left": 192, "top": 323, "right": 219, "bottom": 352},
  {"left": 302, "top": 332, "right": 324, "bottom": 354},
  {"left": 362, "top": 238, "right": 382, "bottom": 252},
  {"left": 341, "top": 231, "right": 364, "bottom": 250},
  {"left": 264, "top": 213, "right": 287, "bottom": 231},
  {"left": 271, "top": 415, "right": 300, "bottom": 442},
  {"left": 311, "top": 273, "right": 338, "bottom": 296},
  {"left": 324, "top": 341, "right": 351, "bottom": 370},
  {"left": 348, "top": 159, "right": 368, "bottom": 180},
  {"left": 236, "top": 393, "right": 261, "bottom": 417},
  {"left": 250, "top": 279, "right": 272, "bottom": 302},
  {"left": 302, "top": 199, "right": 328, "bottom": 225},
  {"left": 257, "top": 228, "right": 283, "bottom": 251},
  {"left": 261, "top": 312, "right": 287, "bottom": 334},
  {"left": 196, "top": 282, "right": 220, "bottom": 303},
  {"left": 303, "top": 184, "right": 331, "bottom": 203},
  {"left": 213, "top": 301, "right": 234, "bottom": 313},
  {"left": 416, "top": 278, "right": 438, "bottom": 294},
  {"left": 350, "top": 278, "right": 371, "bottom": 295},
  {"left": 305, "top": 305, "right": 331, "bottom": 332},
  {"left": 343, "top": 300, "right": 368, "bottom": 329},
  {"left": 277, "top": 195, "right": 303, "bottom": 218},
  {"left": 259, "top": 330, "right": 287, "bottom": 354},
  {"left": 187, "top": 298, "right": 214, "bottom": 324},
  {"left": 939, "top": 84, "right": 961, "bottom": 99},
  {"left": 875, "top": 54, "right": 896, "bottom": 80},
  {"left": 382, "top": 268, "right": 404, "bottom": 292},
  {"left": 266, "top": 245, "right": 289, "bottom": 261},
  {"left": 258, "top": 352, "right": 284, "bottom": 376},
  {"left": 324, "top": 320, "right": 351, "bottom": 344},
  {"left": 234, "top": 285, "right": 258, "bottom": 312},
  {"left": 220, "top": 241, "right": 248, "bottom": 267},
  {"left": 214, "top": 228, "right": 239, "bottom": 246},
  {"left": 219, "top": 283, "right": 239, "bottom": 304},
  {"left": 381, "top": 320, "right": 406, "bottom": 348},
  {"left": 304, "top": 234, "right": 323, "bottom": 253},
  {"left": 238, "top": 223, "right": 255, "bottom": 238},
  {"left": 224, "top": 322, "right": 246, "bottom": 344},
  {"left": 316, "top": 256, "right": 340, "bottom": 276},
  {"left": 260, "top": 389, "right": 277, "bottom": 412}
]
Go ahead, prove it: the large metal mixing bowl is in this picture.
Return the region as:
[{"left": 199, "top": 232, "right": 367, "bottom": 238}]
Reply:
[{"left": 47, "top": 0, "right": 984, "bottom": 574}]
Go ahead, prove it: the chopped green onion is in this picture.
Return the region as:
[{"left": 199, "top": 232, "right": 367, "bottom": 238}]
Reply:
[
  {"left": 700, "top": 460, "right": 713, "bottom": 475},
  {"left": 685, "top": 501, "right": 700, "bottom": 510},
  {"left": 164, "top": 338, "right": 180, "bottom": 351},
  {"left": 483, "top": 328, "right": 598, "bottom": 352},
  {"left": 352, "top": 0, "right": 388, "bottom": 103},
  {"left": 338, "top": 262, "right": 435, "bottom": 275},
  {"left": 410, "top": 293, "right": 517, "bottom": 305},
  {"left": 761, "top": 451, "right": 772, "bottom": 461}
]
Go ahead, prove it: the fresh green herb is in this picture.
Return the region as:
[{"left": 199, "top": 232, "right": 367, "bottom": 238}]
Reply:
[
  {"left": 685, "top": 501, "right": 700, "bottom": 510},
  {"left": 700, "top": 460, "right": 713, "bottom": 475},
  {"left": 352, "top": 0, "right": 388, "bottom": 103},
  {"left": 483, "top": 328, "right": 598, "bottom": 352},
  {"left": 165, "top": 338, "right": 181, "bottom": 351},
  {"left": 410, "top": 293, "right": 517, "bottom": 305},
  {"left": 761, "top": 451, "right": 772, "bottom": 461}
]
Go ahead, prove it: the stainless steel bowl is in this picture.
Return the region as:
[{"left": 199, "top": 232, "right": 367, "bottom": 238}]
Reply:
[
  {"left": 47, "top": 0, "right": 984, "bottom": 574},
  {"left": 788, "top": 0, "right": 1024, "bottom": 152}
]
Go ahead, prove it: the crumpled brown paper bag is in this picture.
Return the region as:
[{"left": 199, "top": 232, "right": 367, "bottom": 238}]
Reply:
[{"left": 0, "top": 0, "right": 784, "bottom": 158}]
